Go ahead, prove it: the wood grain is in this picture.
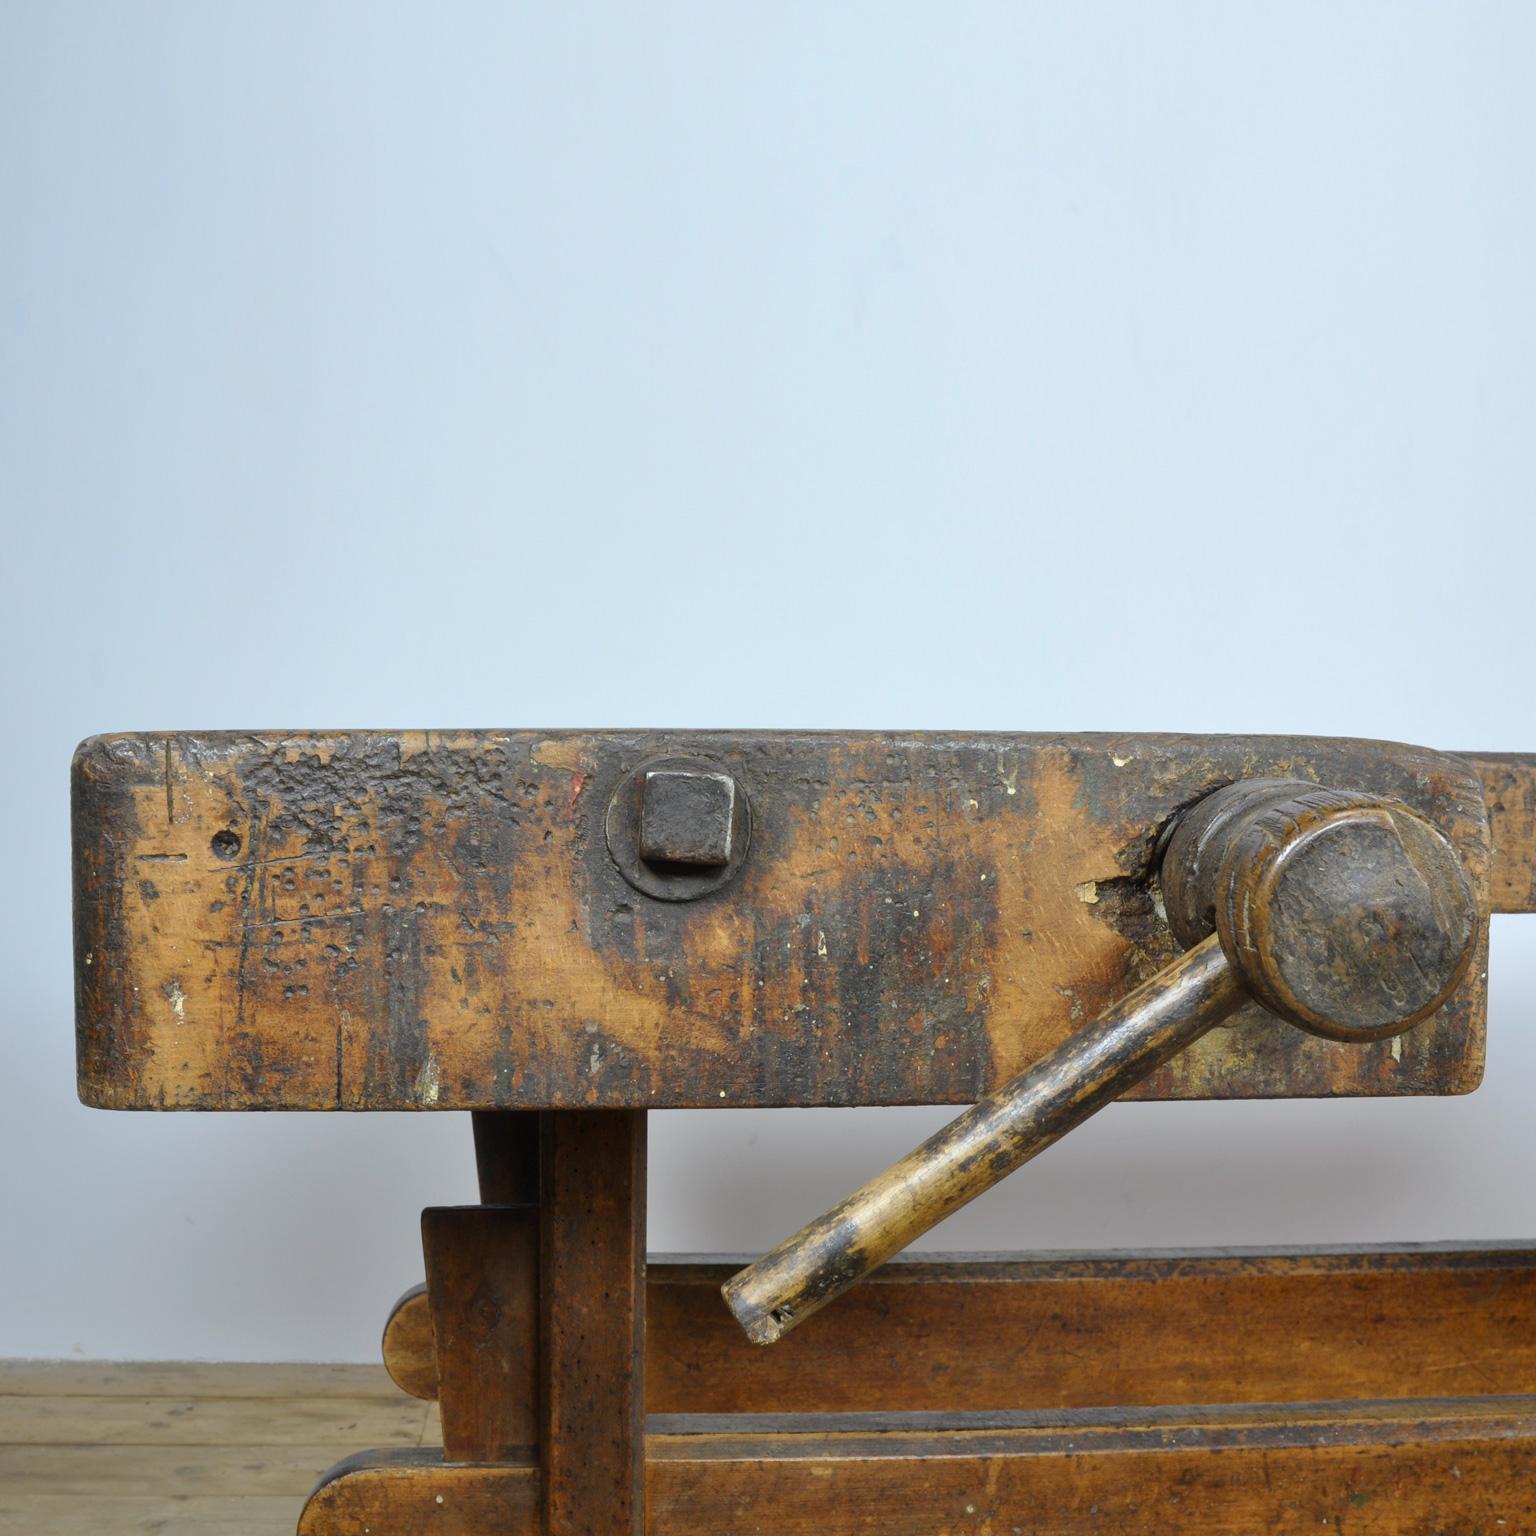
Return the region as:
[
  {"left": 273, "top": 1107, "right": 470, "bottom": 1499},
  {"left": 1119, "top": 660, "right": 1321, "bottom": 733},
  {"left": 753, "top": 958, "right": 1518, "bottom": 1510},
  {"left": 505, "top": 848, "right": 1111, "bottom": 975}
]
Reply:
[
  {"left": 379, "top": 1287, "right": 436, "bottom": 1402},
  {"left": 384, "top": 1244, "right": 1536, "bottom": 1414},
  {"left": 724, "top": 935, "right": 1247, "bottom": 1342},
  {"left": 299, "top": 1452, "right": 538, "bottom": 1536},
  {"left": 72, "top": 730, "right": 1495, "bottom": 1110},
  {"left": 422, "top": 1205, "right": 539, "bottom": 1462},
  {"left": 723, "top": 781, "right": 1490, "bottom": 1344},
  {"left": 1464, "top": 751, "right": 1536, "bottom": 912},
  {"left": 0, "top": 1441, "right": 366, "bottom": 1498},
  {"left": 19, "top": 1358, "right": 1533, "bottom": 1534},
  {"left": 647, "top": 1399, "right": 1536, "bottom": 1535},
  {"left": 0, "top": 1392, "right": 431, "bottom": 1447},
  {"left": 296, "top": 1399, "right": 1536, "bottom": 1535},
  {"left": 0, "top": 1360, "right": 444, "bottom": 1536},
  {"left": 541, "top": 1110, "right": 647, "bottom": 1535},
  {"left": 5, "top": 1495, "right": 313, "bottom": 1533},
  {"left": 0, "top": 1359, "right": 396, "bottom": 1398}
]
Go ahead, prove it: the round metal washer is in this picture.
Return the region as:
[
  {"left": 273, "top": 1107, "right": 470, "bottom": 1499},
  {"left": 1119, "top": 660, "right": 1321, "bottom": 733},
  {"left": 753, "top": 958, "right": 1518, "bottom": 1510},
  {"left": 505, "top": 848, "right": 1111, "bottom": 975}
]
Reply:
[{"left": 604, "top": 755, "right": 752, "bottom": 902}]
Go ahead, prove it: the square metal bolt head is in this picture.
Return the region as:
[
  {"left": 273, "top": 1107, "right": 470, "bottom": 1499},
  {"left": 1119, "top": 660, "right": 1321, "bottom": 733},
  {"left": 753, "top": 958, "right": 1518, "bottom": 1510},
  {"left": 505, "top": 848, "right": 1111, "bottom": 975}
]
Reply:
[{"left": 639, "top": 768, "right": 737, "bottom": 867}]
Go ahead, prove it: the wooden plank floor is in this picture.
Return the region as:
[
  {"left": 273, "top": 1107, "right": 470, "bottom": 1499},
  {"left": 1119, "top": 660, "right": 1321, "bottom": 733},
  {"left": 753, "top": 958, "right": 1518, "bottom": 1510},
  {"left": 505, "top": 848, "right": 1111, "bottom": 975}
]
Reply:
[{"left": 0, "top": 1360, "right": 441, "bottom": 1535}]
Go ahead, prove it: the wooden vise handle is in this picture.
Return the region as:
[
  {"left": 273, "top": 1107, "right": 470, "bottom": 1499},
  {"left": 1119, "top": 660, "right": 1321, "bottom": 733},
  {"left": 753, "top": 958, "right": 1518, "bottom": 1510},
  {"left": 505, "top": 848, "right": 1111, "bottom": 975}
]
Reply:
[{"left": 722, "top": 779, "right": 1479, "bottom": 1344}]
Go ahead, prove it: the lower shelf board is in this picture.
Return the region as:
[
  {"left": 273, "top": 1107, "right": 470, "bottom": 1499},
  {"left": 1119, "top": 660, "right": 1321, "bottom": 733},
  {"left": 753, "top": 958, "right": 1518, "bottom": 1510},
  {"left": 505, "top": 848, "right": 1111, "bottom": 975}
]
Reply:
[
  {"left": 303, "top": 1396, "right": 1536, "bottom": 1535},
  {"left": 10, "top": 1363, "right": 1536, "bottom": 1533}
]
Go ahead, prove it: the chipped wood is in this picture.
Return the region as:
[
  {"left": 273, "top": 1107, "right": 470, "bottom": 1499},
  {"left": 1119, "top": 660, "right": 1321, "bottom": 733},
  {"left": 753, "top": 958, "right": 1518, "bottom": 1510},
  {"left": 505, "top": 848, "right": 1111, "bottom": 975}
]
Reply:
[
  {"left": 725, "top": 934, "right": 1247, "bottom": 1342},
  {"left": 1462, "top": 750, "right": 1536, "bottom": 913},
  {"left": 72, "top": 730, "right": 1496, "bottom": 1110}
]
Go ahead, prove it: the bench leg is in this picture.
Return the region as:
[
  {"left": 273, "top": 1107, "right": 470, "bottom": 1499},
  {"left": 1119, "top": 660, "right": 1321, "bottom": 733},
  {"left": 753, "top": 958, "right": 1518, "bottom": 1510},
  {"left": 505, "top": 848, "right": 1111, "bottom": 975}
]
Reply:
[
  {"left": 540, "top": 1109, "right": 647, "bottom": 1535},
  {"left": 302, "top": 1108, "right": 647, "bottom": 1536}
]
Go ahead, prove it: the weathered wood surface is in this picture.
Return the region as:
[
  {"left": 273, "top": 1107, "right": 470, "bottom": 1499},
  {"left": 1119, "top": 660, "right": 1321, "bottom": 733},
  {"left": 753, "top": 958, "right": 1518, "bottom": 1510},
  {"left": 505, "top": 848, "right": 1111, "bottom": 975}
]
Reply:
[
  {"left": 726, "top": 782, "right": 1486, "bottom": 1343},
  {"left": 300, "top": 1397, "right": 1536, "bottom": 1535},
  {"left": 385, "top": 1244, "right": 1536, "bottom": 1412},
  {"left": 1465, "top": 750, "right": 1536, "bottom": 913},
  {"left": 724, "top": 936, "right": 1249, "bottom": 1343},
  {"left": 74, "top": 730, "right": 1500, "bottom": 1110}
]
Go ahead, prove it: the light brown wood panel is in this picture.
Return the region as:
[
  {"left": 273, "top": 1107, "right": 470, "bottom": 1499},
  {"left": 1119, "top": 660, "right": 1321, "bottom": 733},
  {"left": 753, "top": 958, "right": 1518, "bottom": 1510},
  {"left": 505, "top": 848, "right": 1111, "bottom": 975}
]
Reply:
[
  {"left": 0, "top": 1392, "right": 431, "bottom": 1447},
  {"left": 0, "top": 1442, "right": 365, "bottom": 1498},
  {"left": 0, "top": 1363, "right": 444, "bottom": 1536},
  {"left": 0, "top": 1360, "right": 396, "bottom": 1398},
  {"left": 5, "top": 1494, "right": 307, "bottom": 1533},
  {"left": 383, "top": 1244, "right": 1536, "bottom": 1412},
  {"left": 73, "top": 730, "right": 1496, "bottom": 1110}
]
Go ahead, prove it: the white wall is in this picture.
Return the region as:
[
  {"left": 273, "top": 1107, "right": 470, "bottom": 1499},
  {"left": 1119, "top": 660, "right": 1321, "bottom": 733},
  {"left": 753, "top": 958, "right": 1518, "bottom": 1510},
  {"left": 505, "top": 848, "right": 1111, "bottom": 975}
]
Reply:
[{"left": 3, "top": 3, "right": 1534, "bottom": 1361}]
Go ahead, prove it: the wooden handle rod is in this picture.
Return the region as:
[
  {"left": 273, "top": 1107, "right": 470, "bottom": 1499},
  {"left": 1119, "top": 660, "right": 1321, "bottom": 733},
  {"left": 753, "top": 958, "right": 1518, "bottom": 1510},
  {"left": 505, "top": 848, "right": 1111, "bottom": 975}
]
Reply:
[
  {"left": 724, "top": 780, "right": 1479, "bottom": 1346},
  {"left": 722, "top": 934, "right": 1245, "bottom": 1343}
]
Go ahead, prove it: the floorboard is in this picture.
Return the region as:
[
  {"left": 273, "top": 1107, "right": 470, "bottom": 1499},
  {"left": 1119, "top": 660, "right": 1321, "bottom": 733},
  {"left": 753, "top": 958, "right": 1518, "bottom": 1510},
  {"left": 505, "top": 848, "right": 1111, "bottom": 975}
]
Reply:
[{"left": 0, "top": 1360, "right": 440, "bottom": 1535}]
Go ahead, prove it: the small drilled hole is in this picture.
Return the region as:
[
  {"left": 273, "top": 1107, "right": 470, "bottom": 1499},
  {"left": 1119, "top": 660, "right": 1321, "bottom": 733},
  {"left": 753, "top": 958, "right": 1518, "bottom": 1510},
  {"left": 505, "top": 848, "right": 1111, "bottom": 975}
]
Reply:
[{"left": 211, "top": 830, "right": 242, "bottom": 860}]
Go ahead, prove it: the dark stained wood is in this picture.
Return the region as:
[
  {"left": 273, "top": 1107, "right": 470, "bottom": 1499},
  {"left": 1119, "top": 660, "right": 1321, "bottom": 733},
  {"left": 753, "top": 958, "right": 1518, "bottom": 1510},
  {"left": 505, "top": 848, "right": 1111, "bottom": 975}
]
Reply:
[
  {"left": 297, "top": 1398, "right": 1536, "bottom": 1534},
  {"left": 72, "top": 731, "right": 1496, "bottom": 1111},
  {"left": 421, "top": 1205, "right": 539, "bottom": 1463},
  {"left": 421, "top": 1112, "right": 542, "bottom": 1462},
  {"left": 1165, "top": 779, "right": 1478, "bottom": 1039},
  {"left": 541, "top": 1110, "right": 646, "bottom": 1536},
  {"left": 384, "top": 1244, "right": 1536, "bottom": 1413},
  {"left": 473, "top": 1111, "right": 541, "bottom": 1205}
]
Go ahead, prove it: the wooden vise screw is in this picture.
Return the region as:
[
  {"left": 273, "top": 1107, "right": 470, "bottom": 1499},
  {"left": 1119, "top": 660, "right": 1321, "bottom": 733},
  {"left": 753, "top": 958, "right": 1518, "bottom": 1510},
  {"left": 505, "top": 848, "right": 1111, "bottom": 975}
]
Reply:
[{"left": 722, "top": 779, "right": 1479, "bottom": 1344}]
